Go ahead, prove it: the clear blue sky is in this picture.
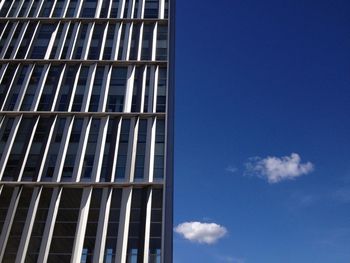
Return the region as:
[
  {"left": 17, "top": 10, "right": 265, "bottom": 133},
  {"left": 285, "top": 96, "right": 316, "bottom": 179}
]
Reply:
[{"left": 174, "top": 0, "right": 350, "bottom": 262}]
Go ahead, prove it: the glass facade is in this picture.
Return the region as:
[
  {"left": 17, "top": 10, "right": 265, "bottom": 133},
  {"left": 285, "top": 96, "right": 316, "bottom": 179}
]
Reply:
[{"left": 0, "top": 0, "right": 174, "bottom": 262}]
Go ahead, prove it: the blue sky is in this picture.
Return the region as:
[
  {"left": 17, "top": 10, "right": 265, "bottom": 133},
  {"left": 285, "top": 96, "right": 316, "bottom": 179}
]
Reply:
[{"left": 174, "top": 1, "right": 350, "bottom": 262}]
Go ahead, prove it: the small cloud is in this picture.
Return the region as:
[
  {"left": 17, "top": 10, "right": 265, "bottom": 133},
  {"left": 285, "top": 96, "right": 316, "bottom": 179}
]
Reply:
[
  {"left": 245, "top": 153, "right": 314, "bottom": 183},
  {"left": 226, "top": 166, "right": 238, "bottom": 173},
  {"left": 217, "top": 255, "right": 245, "bottom": 263},
  {"left": 174, "top": 221, "right": 227, "bottom": 244}
]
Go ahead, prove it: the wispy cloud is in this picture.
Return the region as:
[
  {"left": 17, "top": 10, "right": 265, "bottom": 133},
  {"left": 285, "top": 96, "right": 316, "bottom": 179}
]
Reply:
[
  {"left": 226, "top": 166, "right": 238, "bottom": 173},
  {"left": 217, "top": 255, "right": 245, "bottom": 263},
  {"left": 245, "top": 153, "right": 314, "bottom": 183},
  {"left": 174, "top": 221, "right": 227, "bottom": 244}
]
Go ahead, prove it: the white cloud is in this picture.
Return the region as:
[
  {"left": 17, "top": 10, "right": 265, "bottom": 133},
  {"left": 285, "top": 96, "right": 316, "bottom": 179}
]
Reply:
[
  {"left": 174, "top": 221, "right": 227, "bottom": 244},
  {"left": 245, "top": 153, "right": 314, "bottom": 183},
  {"left": 226, "top": 166, "right": 238, "bottom": 173},
  {"left": 217, "top": 255, "right": 245, "bottom": 263}
]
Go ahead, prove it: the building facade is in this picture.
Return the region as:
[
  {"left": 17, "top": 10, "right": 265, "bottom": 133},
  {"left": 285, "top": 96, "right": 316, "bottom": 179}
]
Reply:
[{"left": 0, "top": 0, "right": 174, "bottom": 262}]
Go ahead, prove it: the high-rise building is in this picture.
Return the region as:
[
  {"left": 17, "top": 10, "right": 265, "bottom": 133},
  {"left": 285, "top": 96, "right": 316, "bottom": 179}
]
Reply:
[{"left": 0, "top": 0, "right": 174, "bottom": 262}]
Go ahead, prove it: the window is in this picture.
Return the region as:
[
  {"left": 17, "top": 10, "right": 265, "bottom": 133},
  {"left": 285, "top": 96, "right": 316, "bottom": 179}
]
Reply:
[
  {"left": 134, "top": 119, "right": 148, "bottom": 180},
  {"left": 156, "top": 67, "right": 167, "bottom": 112},
  {"left": 81, "top": 189, "right": 102, "bottom": 261},
  {"left": 153, "top": 119, "right": 165, "bottom": 179},
  {"left": 61, "top": 118, "right": 84, "bottom": 179},
  {"left": 89, "top": 66, "right": 106, "bottom": 112},
  {"left": 2, "top": 117, "right": 36, "bottom": 181},
  {"left": 20, "top": 65, "right": 45, "bottom": 111},
  {"left": 106, "top": 67, "right": 127, "bottom": 112},
  {"left": 80, "top": 0, "right": 97, "bottom": 17},
  {"left": 25, "top": 188, "right": 53, "bottom": 262},
  {"left": 144, "top": 0, "right": 159, "bottom": 18},
  {"left": 22, "top": 117, "right": 54, "bottom": 181},
  {"left": 3, "top": 188, "right": 34, "bottom": 262},
  {"left": 29, "top": 23, "right": 55, "bottom": 59},
  {"left": 72, "top": 66, "right": 89, "bottom": 111},
  {"left": 56, "top": 65, "right": 79, "bottom": 111},
  {"left": 141, "top": 24, "right": 154, "bottom": 60},
  {"left": 88, "top": 24, "right": 105, "bottom": 59},
  {"left": 104, "top": 189, "right": 122, "bottom": 262},
  {"left": 38, "top": 65, "right": 64, "bottom": 111},
  {"left": 115, "top": 119, "right": 130, "bottom": 180},
  {"left": 81, "top": 119, "right": 101, "bottom": 179},
  {"left": 156, "top": 25, "right": 167, "bottom": 61},
  {"left": 48, "top": 189, "right": 82, "bottom": 262}
]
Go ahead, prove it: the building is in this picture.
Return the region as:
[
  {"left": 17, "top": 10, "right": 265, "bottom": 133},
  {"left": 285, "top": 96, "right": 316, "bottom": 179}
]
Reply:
[{"left": 0, "top": 0, "right": 174, "bottom": 262}]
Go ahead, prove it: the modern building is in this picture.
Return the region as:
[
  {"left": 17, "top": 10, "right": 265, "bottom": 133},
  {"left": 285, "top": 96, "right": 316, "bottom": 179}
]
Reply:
[{"left": 0, "top": 0, "right": 174, "bottom": 262}]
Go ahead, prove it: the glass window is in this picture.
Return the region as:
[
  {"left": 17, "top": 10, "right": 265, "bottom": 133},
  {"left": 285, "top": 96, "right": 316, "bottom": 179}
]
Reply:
[
  {"left": 16, "top": 22, "right": 37, "bottom": 59},
  {"left": 39, "top": 0, "right": 55, "bottom": 16},
  {"left": 156, "top": 67, "right": 167, "bottom": 112},
  {"left": 0, "top": 22, "right": 15, "bottom": 55},
  {"left": 104, "top": 189, "right": 122, "bottom": 263},
  {"left": 0, "top": 1, "right": 12, "bottom": 16},
  {"left": 29, "top": 23, "right": 55, "bottom": 59},
  {"left": 100, "top": 118, "right": 119, "bottom": 182},
  {"left": 81, "top": 119, "right": 100, "bottom": 179},
  {"left": 42, "top": 117, "right": 67, "bottom": 179},
  {"left": 144, "top": 0, "right": 159, "bottom": 19},
  {"left": 106, "top": 67, "right": 127, "bottom": 112},
  {"left": 38, "top": 65, "right": 64, "bottom": 111},
  {"left": 25, "top": 188, "right": 53, "bottom": 262},
  {"left": 56, "top": 65, "right": 79, "bottom": 111},
  {"left": 149, "top": 189, "right": 162, "bottom": 262},
  {"left": 88, "top": 24, "right": 105, "bottom": 60},
  {"left": 3, "top": 187, "right": 34, "bottom": 262},
  {"left": 22, "top": 117, "right": 54, "bottom": 181},
  {"left": 103, "top": 23, "right": 117, "bottom": 60},
  {"left": 52, "top": 0, "right": 65, "bottom": 17},
  {"left": 0, "top": 65, "right": 19, "bottom": 108},
  {"left": 60, "top": 23, "right": 75, "bottom": 59},
  {"left": 89, "top": 66, "right": 105, "bottom": 112},
  {"left": 49, "top": 23, "right": 64, "bottom": 59},
  {"left": 0, "top": 187, "right": 15, "bottom": 235},
  {"left": 115, "top": 119, "right": 130, "bottom": 180},
  {"left": 81, "top": 189, "right": 102, "bottom": 262},
  {"left": 61, "top": 118, "right": 83, "bottom": 179},
  {"left": 156, "top": 25, "right": 167, "bottom": 61},
  {"left": 47, "top": 188, "right": 82, "bottom": 262},
  {"left": 73, "top": 23, "right": 89, "bottom": 59},
  {"left": 141, "top": 24, "right": 154, "bottom": 60},
  {"left": 4, "top": 22, "right": 25, "bottom": 59},
  {"left": 100, "top": 0, "right": 111, "bottom": 18},
  {"left": 127, "top": 188, "right": 148, "bottom": 261},
  {"left": 65, "top": 0, "right": 78, "bottom": 17},
  {"left": 153, "top": 119, "right": 165, "bottom": 180},
  {"left": 3, "top": 65, "right": 30, "bottom": 111},
  {"left": 117, "top": 25, "right": 126, "bottom": 60},
  {"left": 2, "top": 117, "right": 36, "bottom": 181},
  {"left": 143, "top": 67, "right": 151, "bottom": 112},
  {"left": 110, "top": 0, "right": 120, "bottom": 18},
  {"left": 129, "top": 24, "right": 141, "bottom": 60},
  {"left": 18, "top": 0, "right": 31, "bottom": 16},
  {"left": 131, "top": 67, "right": 143, "bottom": 112},
  {"left": 0, "top": 117, "right": 15, "bottom": 161},
  {"left": 20, "top": 65, "right": 45, "bottom": 111},
  {"left": 134, "top": 120, "right": 147, "bottom": 180},
  {"left": 80, "top": 0, "right": 97, "bottom": 17},
  {"left": 72, "top": 66, "right": 89, "bottom": 111},
  {"left": 28, "top": 0, "right": 41, "bottom": 17}
]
